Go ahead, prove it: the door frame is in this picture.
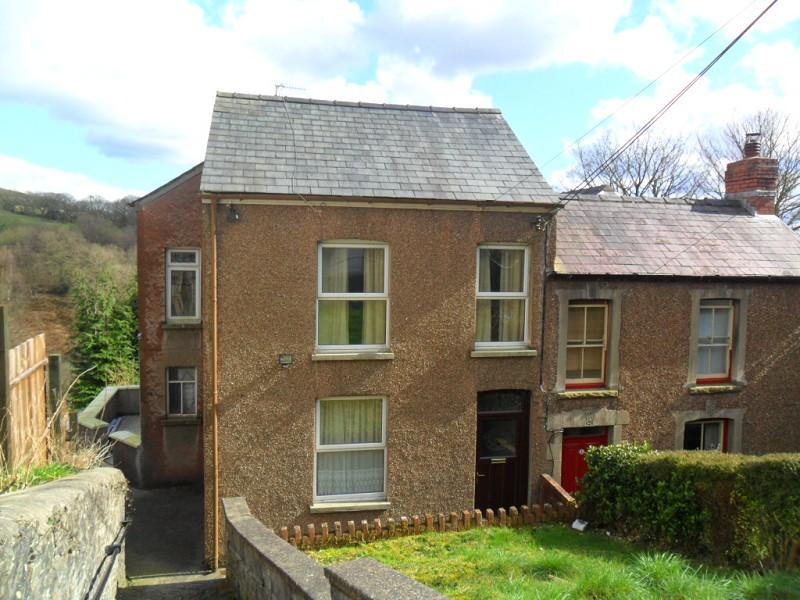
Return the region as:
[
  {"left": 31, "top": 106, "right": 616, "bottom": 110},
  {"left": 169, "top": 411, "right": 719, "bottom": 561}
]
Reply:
[{"left": 546, "top": 407, "right": 629, "bottom": 486}]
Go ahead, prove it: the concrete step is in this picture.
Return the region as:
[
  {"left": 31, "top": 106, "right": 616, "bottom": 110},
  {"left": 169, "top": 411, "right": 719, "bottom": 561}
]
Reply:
[{"left": 118, "top": 571, "right": 234, "bottom": 600}]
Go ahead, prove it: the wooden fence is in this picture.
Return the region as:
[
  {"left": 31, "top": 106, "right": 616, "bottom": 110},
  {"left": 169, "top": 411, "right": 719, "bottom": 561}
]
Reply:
[{"left": 0, "top": 307, "right": 62, "bottom": 469}]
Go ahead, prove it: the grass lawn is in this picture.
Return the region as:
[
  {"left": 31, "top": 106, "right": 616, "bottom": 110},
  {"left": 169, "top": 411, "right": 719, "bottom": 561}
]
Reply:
[{"left": 309, "top": 525, "right": 800, "bottom": 599}]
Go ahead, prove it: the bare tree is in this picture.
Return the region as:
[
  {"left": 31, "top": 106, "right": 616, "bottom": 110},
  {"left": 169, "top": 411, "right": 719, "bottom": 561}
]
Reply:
[
  {"left": 571, "top": 131, "right": 701, "bottom": 198},
  {"left": 697, "top": 109, "right": 800, "bottom": 229}
]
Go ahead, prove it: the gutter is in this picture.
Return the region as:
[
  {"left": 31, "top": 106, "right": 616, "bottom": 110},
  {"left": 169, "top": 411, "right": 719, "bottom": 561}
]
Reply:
[{"left": 210, "top": 198, "right": 221, "bottom": 569}]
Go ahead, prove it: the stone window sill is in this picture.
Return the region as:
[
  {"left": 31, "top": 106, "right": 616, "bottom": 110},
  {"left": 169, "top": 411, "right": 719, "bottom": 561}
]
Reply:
[
  {"left": 309, "top": 501, "right": 391, "bottom": 514},
  {"left": 471, "top": 348, "right": 537, "bottom": 358},
  {"left": 688, "top": 383, "right": 744, "bottom": 395},
  {"left": 556, "top": 388, "right": 619, "bottom": 400},
  {"left": 161, "top": 416, "right": 201, "bottom": 426},
  {"left": 312, "top": 352, "right": 394, "bottom": 362},
  {"left": 163, "top": 321, "right": 202, "bottom": 330}
]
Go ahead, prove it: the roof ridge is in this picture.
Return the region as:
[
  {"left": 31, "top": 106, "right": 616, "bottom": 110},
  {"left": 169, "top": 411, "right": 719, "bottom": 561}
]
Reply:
[
  {"left": 565, "top": 193, "right": 742, "bottom": 208},
  {"left": 215, "top": 91, "right": 501, "bottom": 115}
]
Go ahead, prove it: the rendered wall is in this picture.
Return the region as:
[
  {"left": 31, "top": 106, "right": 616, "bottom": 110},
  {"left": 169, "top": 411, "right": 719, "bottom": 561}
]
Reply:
[
  {"left": 541, "top": 277, "right": 800, "bottom": 484},
  {"left": 204, "top": 202, "right": 549, "bottom": 559},
  {"left": 0, "top": 467, "right": 127, "bottom": 600}
]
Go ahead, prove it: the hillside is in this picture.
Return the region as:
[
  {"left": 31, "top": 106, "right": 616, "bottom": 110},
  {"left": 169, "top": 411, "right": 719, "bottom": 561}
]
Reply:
[{"left": 0, "top": 188, "right": 136, "bottom": 357}]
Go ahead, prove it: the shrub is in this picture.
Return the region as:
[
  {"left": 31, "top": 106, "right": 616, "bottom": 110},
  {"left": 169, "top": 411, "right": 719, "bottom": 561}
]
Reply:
[
  {"left": 578, "top": 444, "right": 800, "bottom": 569},
  {"left": 70, "top": 272, "right": 138, "bottom": 408}
]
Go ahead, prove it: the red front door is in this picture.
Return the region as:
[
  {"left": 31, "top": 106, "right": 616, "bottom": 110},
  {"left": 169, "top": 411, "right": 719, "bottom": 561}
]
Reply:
[{"left": 561, "top": 427, "right": 608, "bottom": 494}]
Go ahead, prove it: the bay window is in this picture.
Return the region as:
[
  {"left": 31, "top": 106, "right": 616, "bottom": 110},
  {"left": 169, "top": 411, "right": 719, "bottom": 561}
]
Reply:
[
  {"left": 475, "top": 246, "right": 529, "bottom": 347},
  {"left": 317, "top": 243, "right": 388, "bottom": 350},
  {"left": 315, "top": 397, "right": 386, "bottom": 501}
]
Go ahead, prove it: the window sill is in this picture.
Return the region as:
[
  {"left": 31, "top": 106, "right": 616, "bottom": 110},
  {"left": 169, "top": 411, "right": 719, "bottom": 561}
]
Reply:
[
  {"left": 556, "top": 388, "right": 619, "bottom": 400},
  {"left": 312, "top": 352, "right": 394, "bottom": 362},
  {"left": 471, "top": 348, "right": 537, "bottom": 358},
  {"left": 310, "top": 501, "right": 391, "bottom": 514},
  {"left": 163, "top": 321, "right": 202, "bottom": 330},
  {"left": 688, "top": 383, "right": 743, "bottom": 395},
  {"left": 161, "top": 416, "right": 201, "bottom": 426}
]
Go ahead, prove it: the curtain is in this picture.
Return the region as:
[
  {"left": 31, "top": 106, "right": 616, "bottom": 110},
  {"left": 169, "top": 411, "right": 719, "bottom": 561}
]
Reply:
[
  {"left": 476, "top": 250, "right": 492, "bottom": 340},
  {"left": 171, "top": 270, "right": 196, "bottom": 317},
  {"left": 498, "top": 250, "right": 524, "bottom": 341},
  {"left": 318, "top": 398, "right": 384, "bottom": 496},
  {"left": 319, "top": 248, "right": 348, "bottom": 345},
  {"left": 317, "top": 449, "right": 384, "bottom": 496},
  {"left": 320, "top": 398, "right": 382, "bottom": 444},
  {"left": 361, "top": 249, "right": 386, "bottom": 345}
]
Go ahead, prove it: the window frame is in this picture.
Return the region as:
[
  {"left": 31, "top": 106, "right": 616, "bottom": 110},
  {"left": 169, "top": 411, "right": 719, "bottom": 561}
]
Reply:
[
  {"left": 313, "top": 396, "right": 388, "bottom": 503},
  {"left": 474, "top": 244, "right": 530, "bottom": 349},
  {"left": 565, "top": 301, "right": 609, "bottom": 388},
  {"left": 696, "top": 299, "right": 734, "bottom": 384},
  {"left": 166, "top": 367, "right": 198, "bottom": 417},
  {"left": 166, "top": 248, "right": 201, "bottom": 323},
  {"left": 316, "top": 242, "right": 390, "bottom": 352},
  {"left": 683, "top": 419, "right": 727, "bottom": 452}
]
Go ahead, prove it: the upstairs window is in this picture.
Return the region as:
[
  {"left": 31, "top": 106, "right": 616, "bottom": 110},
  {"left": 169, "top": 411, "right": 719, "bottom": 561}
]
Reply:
[
  {"left": 697, "top": 299, "right": 734, "bottom": 382},
  {"left": 476, "top": 246, "right": 529, "bottom": 347},
  {"left": 317, "top": 243, "right": 388, "bottom": 350},
  {"left": 683, "top": 419, "right": 727, "bottom": 452},
  {"left": 167, "top": 249, "right": 200, "bottom": 322},
  {"left": 566, "top": 302, "right": 608, "bottom": 388}
]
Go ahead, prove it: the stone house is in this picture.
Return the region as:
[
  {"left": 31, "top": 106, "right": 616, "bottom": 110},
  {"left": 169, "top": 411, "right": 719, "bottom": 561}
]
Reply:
[{"left": 134, "top": 94, "right": 800, "bottom": 565}]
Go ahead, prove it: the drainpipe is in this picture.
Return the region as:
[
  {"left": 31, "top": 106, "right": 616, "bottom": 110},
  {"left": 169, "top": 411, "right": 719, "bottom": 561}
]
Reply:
[{"left": 210, "top": 198, "right": 220, "bottom": 569}]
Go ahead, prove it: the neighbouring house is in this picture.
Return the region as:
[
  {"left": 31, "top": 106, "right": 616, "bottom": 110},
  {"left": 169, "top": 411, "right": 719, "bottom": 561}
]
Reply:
[
  {"left": 543, "top": 134, "right": 800, "bottom": 493},
  {"left": 134, "top": 93, "right": 800, "bottom": 566}
]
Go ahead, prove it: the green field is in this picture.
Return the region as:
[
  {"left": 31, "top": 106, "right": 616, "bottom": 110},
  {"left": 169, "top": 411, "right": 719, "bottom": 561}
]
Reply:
[
  {"left": 309, "top": 525, "right": 800, "bottom": 599},
  {"left": 0, "top": 208, "right": 70, "bottom": 244}
]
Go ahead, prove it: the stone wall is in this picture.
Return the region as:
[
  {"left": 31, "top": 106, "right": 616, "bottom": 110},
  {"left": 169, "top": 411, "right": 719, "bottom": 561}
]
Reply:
[
  {"left": 0, "top": 467, "right": 128, "bottom": 600},
  {"left": 223, "top": 497, "right": 449, "bottom": 600}
]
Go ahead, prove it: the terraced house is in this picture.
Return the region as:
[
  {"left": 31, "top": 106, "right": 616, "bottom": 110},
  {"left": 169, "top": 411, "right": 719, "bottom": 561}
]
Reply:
[{"left": 134, "top": 94, "right": 800, "bottom": 565}]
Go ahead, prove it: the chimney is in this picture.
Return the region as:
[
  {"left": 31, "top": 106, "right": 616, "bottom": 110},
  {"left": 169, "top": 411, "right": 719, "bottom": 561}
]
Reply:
[{"left": 724, "top": 132, "right": 778, "bottom": 216}]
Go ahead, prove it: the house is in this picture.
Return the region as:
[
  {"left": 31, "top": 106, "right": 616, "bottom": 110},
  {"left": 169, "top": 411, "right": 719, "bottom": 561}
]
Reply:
[
  {"left": 133, "top": 94, "right": 800, "bottom": 566},
  {"left": 542, "top": 136, "right": 800, "bottom": 492}
]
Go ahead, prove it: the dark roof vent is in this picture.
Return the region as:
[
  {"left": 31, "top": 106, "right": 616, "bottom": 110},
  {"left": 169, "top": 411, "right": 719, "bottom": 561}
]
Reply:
[{"left": 744, "top": 132, "right": 761, "bottom": 158}]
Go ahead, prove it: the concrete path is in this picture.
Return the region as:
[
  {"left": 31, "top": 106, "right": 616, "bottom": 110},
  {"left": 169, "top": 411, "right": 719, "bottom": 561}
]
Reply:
[
  {"left": 126, "top": 485, "right": 206, "bottom": 577},
  {"left": 118, "top": 572, "right": 234, "bottom": 599}
]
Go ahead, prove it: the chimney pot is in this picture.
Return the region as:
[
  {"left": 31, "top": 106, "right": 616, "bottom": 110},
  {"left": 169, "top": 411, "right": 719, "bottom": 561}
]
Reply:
[{"left": 743, "top": 131, "right": 761, "bottom": 158}]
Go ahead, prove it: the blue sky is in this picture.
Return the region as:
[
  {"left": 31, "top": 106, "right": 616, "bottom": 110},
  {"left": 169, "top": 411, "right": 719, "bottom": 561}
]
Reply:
[{"left": 0, "top": 0, "right": 798, "bottom": 199}]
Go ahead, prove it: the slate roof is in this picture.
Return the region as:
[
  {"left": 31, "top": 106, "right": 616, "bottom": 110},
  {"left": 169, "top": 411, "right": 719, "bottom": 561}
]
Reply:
[
  {"left": 200, "top": 92, "right": 557, "bottom": 204},
  {"left": 555, "top": 194, "right": 800, "bottom": 278}
]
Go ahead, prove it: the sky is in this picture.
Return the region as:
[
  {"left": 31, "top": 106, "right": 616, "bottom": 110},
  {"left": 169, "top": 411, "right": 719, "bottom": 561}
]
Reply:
[{"left": 0, "top": 0, "right": 798, "bottom": 199}]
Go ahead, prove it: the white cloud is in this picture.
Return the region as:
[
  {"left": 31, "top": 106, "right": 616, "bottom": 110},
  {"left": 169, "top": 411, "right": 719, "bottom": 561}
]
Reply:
[{"left": 0, "top": 155, "right": 143, "bottom": 199}]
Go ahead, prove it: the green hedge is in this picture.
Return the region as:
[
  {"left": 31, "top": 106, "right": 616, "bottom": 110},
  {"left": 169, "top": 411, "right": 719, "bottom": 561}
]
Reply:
[{"left": 578, "top": 443, "right": 800, "bottom": 569}]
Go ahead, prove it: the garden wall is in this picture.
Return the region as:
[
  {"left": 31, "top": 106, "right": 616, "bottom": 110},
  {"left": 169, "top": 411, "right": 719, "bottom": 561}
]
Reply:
[
  {"left": 223, "top": 497, "right": 452, "bottom": 600},
  {"left": 0, "top": 467, "right": 128, "bottom": 600}
]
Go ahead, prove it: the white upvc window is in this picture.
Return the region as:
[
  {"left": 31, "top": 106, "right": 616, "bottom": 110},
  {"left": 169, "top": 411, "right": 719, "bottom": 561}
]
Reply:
[
  {"left": 697, "top": 299, "right": 734, "bottom": 381},
  {"left": 314, "top": 397, "right": 387, "bottom": 502},
  {"left": 566, "top": 302, "right": 608, "bottom": 387},
  {"left": 166, "top": 249, "right": 201, "bottom": 322},
  {"left": 317, "top": 242, "right": 389, "bottom": 351},
  {"left": 475, "top": 245, "right": 529, "bottom": 348},
  {"left": 167, "top": 367, "right": 197, "bottom": 416}
]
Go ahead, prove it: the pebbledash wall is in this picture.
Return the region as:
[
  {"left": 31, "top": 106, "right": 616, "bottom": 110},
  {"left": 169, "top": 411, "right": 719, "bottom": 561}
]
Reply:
[
  {"left": 202, "top": 200, "right": 550, "bottom": 560},
  {"left": 0, "top": 467, "right": 128, "bottom": 600},
  {"left": 540, "top": 277, "right": 800, "bottom": 487},
  {"left": 136, "top": 165, "right": 204, "bottom": 487}
]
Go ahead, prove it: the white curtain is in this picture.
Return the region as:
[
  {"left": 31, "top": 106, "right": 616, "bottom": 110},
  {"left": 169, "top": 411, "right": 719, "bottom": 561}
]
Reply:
[
  {"left": 318, "top": 398, "right": 384, "bottom": 496},
  {"left": 498, "top": 250, "right": 524, "bottom": 341},
  {"left": 361, "top": 249, "right": 386, "bottom": 345},
  {"left": 319, "top": 248, "right": 348, "bottom": 344}
]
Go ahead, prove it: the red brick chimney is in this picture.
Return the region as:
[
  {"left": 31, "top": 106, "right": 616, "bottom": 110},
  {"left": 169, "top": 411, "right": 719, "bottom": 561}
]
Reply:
[{"left": 724, "top": 132, "right": 779, "bottom": 215}]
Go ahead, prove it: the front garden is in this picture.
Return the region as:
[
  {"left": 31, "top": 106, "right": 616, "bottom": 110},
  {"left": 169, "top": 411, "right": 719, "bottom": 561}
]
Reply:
[{"left": 310, "top": 524, "right": 799, "bottom": 599}]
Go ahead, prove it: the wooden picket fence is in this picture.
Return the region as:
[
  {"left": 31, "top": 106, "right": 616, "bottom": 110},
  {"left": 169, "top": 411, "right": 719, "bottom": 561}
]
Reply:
[{"left": 281, "top": 501, "right": 577, "bottom": 550}]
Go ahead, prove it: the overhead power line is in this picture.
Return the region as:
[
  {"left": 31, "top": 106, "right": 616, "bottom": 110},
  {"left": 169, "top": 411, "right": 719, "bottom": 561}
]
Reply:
[{"left": 492, "top": 0, "right": 776, "bottom": 204}]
